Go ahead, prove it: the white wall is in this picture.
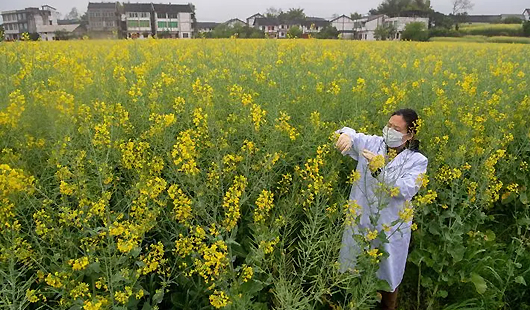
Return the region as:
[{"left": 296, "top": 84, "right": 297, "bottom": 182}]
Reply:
[
  {"left": 332, "top": 16, "right": 353, "bottom": 32},
  {"left": 178, "top": 12, "right": 192, "bottom": 38}
]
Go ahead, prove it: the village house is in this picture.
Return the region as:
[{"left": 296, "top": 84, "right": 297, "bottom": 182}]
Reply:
[
  {"left": 196, "top": 22, "right": 220, "bottom": 33},
  {"left": 384, "top": 16, "right": 429, "bottom": 40},
  {"left": 87, "top": 2, "right": 120, "bottom": 38},
  {"left": 330, "top": 15, "right": 355, "bottom": 39},
  {"left": 1, "top": 5, "right": 60, "bottom": 40}
]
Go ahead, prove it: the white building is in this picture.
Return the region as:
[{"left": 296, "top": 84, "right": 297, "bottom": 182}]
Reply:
[
  {"left": 153, "top": 4, "right": 194, "bottom": 38},
  {"left": 196, "top": 22, "right": 220, "bottom": 33},
  {"left": 225, "top": 18, "right": 245, "bottom": 28},
  {"left": 384, "top": 16, "right": 429, "bottom": 40},
  {"left": 523, "top": 9, "right": 530, "bottom": 21},
  {"left": 37, "top": 24, "right": 82, "bottom": 41},
  {"left": 330, "top": 15, "right": 354, "bottom": 39},
  {"left": 246, "top": 13, "right": 263, "bottom": 27},
  {"left": 353, "top": 15, "right": 386, "bottom": 41},
  {"left": 123, "top": 3, "right": 153, "bottom": 38},
  {"left": 1, "top": 5, "right": 59, "bottom": 40},
  {"left": 253, "top": 17, "right": 329, "bottom": 38}
]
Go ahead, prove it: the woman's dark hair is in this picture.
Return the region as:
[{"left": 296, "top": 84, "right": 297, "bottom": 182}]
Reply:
[{"left": 392, "top": 108, "right": 421, "bottom": 152}]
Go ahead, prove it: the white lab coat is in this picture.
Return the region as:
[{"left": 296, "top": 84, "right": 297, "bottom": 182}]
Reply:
[{"left": 336, "top": 127, "right": 428, "bottom": 292}]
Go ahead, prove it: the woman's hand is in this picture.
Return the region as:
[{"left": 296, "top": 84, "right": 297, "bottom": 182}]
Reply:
[
  {"left": 362, "top": 149, "right": 377, "bottom": 161},
  {"left": 336, "top": 133, "right": 352, "bottom": 154}
]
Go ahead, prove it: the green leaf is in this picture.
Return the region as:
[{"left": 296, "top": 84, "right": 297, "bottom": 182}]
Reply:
[
  {"left": 447, "top": 244, "right": 465, "bottom": 263},
  {"left": 437, "top": 290, "right": 448, "bottom": 298},
  {"left": 470, "top": 273, "right": 487, "bottom": 294},
  {"left": 428, "top": 222, "right": 441, "bottom": 235},
  {"left": 520, "top": 191, "right": 529, "bottom": 205},
  {"left": 152, "top": 289, "right": 164, "bottom": 304},
  {"left": 515, "top": 276, "right": 527, "bottom": 286},
  {"left": 484, "top": 230, "right": 495, "bottom": 242}
]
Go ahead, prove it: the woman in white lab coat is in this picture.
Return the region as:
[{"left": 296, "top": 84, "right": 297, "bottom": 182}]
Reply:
[{"left": 335, "top": 108, "right": 428, "bottom": 310}]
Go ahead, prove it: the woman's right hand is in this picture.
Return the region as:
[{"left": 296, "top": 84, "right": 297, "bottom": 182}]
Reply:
[{"left": 336, "top": 133, "right": 352, "bottom": 154}]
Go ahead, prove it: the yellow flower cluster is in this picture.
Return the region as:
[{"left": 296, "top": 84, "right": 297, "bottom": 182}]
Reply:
[
  {"left": 168, "top": 184, "right": 193, "bottom": 226},
  {"left": 172, "top": 129, "right": 200, "bottom": 175},
  {"left": 69, "top": 256, "right": 90, "bottom": 271},
  {"left": 240, "top": 265, "right": 254, "bottom": 282},
  {"left": 275, "top": 111, "right": 299, "bottom": 140},
  {"left": 209, "top": 290, "right": 231, "bottom": 308},
  {"left": 138, "top": 242, "right": 166, "bottom": 275},
  {"left": 222, "top": 175, "right": 247, "bottom": 231},
  {"left": 368, "top": 155, "right": 386, "bottom": 173},
  {"left": 253, "top": 190, "right": 274, "bottom": 224}
]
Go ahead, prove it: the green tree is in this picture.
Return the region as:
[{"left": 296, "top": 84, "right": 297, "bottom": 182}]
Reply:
[
  {"left": 316, "top": 25, "right": 339, "bottom": 39},
  {"left": 374, "top": 24, "right": 397, "bottom": 40},
  {"left": 287, "top": 25, "right": 302, "bottom": 38},
  {"left": 351, "top": 12, "right": 363, "bottom": 20},
  {"left": 523, "top": 21, "right": 530, "bottom": 37},
  {"left": 285, "top": 8, "right": 305, "bottom": 20},
  {"left": 401, "top": 21, "right": 429, "bottom": 41},
  {"left": 370, "top": 0, "right": 431, "bottom": 17},
  {"left": 265, "top": 7, "right": 282, "bottom": 18},
  {"left": 0, "top": 25, "right": 4, "bottom": 42}
]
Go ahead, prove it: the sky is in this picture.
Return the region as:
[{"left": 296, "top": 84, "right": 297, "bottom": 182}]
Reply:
[{"left": 0, "top": 0, "right": 528, "bottom": 22}]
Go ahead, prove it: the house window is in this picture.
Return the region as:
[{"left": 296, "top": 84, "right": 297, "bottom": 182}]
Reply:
[
  {"left": 128, "top": 20, "right": 139, "bottom": 27},
  {"left": 158, "top": 21, "right": 167, "bottom": 28},
  {"left": 140, "top": 12, "right": 148, "bottom": 18},
  {"left": 183, "top": 33, "right": 189, "bottom": 38},
  {"left": 49, "top": 20, "right": 52, "bottom": 25},
  {"left": 129, "top": 12, "right": 138, "bottom": 18},
  {"left": 168, "top": 13, "right": 178, "bottom": 19},
  {"left": 261, "top": 26, "right": 265, "bottom": 31},
  {"left": 169, "top": 21, "right": 178, "bottom": 28}
]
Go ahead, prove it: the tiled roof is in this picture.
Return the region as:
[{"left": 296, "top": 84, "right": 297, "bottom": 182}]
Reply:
[
  {"left": 152, "top": 3, "right": 193, "bottom": 13},
  {"left": 197, "top": 22, "right": 220, "bottom": 29},
  {"left": 88, "top": 2, "right": 117, "bottom": 9},
  {"left": 123, "top": 3, "right": 153, "bottom": 12}
]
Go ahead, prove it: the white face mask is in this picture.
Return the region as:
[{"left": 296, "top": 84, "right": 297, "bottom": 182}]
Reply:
[{"left": 382, "top": 126, "right": 405, "bottom": 148}]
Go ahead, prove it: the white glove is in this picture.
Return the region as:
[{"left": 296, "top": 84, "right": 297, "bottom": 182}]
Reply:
[{"left": 336, "top": 133, "right": 352, "bottom": 155}]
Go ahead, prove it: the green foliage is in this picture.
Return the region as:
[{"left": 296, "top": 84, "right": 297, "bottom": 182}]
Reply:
[
  {"left": 459, "top": 23, "right": 523, "bottom": 37},
  {"left": 370, "top": 0, "right": 432, "bottom": 17},
  {"left": 524, "top": 21, "right": 530, "bottom": 37},
  {"left": 287, "top": 26, "right": 302, "bottom": 38},
  {"left": 401, "top": 22, "right": 429, "bottom": 41},
  {"left": 316, "top": 26, "right": 339, "bottom": 39},
  {"left": 374, "top": 24, "right": 397, "bottom": 40},
  {"left": 503, "top": 17, "right": 523, "bottom": 24},
  {"left": 207, "top": 24, "right": 265, "bottom": 39},
  {"left": 428, "top": 27, "right": 461, "bottom": 37}
]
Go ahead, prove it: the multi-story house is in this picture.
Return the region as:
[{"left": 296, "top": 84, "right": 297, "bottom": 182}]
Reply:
[
  {"left": 2, "top": 5, "right": 59, "bottom": 40},
  {"left": 246, "top": 13, "right": 264, "bottom": 27},
  {"left": 123, "top": 3, "right": 154, "bottom": 38},
  {"left": 353, "top": 14, "right": 386, "bottom": 40},
  {"left": 253, "top": 17, "right": 329, "bottom": 38},
  {"left": 122, "top": 3, "right": 194, "bottom": 39},
  {"left": 331, "top": 15, "right": 355, "bottom": 39},
  {"left": 87, "top": 2, "right": 120, "bottom": 38},
  {"left": 153, "top": 4, "right": 194, "bottom": 38}
]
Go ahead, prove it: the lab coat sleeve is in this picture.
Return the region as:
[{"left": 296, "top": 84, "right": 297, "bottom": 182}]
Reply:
[
  {"left": 378, "top": 155, "right": 428, "bottom": 201},
  {"left": 335, "top": 127, "right": 374, "bottom": 161}
]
